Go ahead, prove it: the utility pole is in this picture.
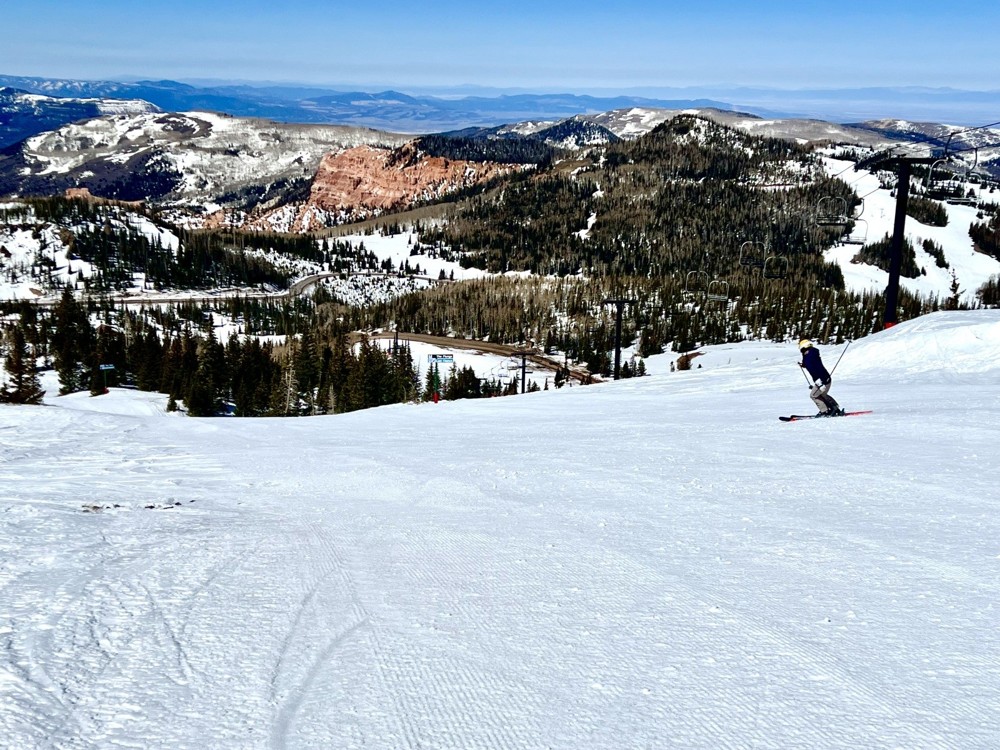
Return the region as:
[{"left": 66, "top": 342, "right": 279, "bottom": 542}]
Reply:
[
  {"left": 602, "top": 298, "right": 636, "bottom": 380},
  {"left": 856, "top": 152, "right": 935, "bottom": 329}
]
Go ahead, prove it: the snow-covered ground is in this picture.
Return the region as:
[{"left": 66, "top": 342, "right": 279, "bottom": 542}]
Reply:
[
  {"left": 369, "top": 337, "right": 563, "bottom": 391},
  {"left": 2, "top": 310, "right": 999, "bottom": 749},
  {"left": 333, "top": 229, "right": 491, "bottom": 284}
]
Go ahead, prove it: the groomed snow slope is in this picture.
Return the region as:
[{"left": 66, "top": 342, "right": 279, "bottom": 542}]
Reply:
[{"left": 2, "top": 311, "right": 999, "bottom": 749}]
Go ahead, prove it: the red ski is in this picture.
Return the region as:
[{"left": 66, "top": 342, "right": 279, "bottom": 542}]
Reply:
[{"left": 779, "top": 410, "right": 873, "bottom": 422}]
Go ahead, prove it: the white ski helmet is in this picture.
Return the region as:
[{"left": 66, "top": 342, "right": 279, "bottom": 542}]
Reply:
[{"left": 798, "top": 339, "right": 813, "bottom": 350}]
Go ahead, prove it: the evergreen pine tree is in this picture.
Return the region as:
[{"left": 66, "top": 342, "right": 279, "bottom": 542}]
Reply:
[
  {"left": 946, "top": 270, "right": 963, "bottom": 310},
  {"left": 186, "top": 327, "right": 226, "bottom": 415},
  {"left": 423, "top": 363, "right": 440, "bottom": 402},
  {"left": 294, "top": 328, "right": 320, "bottom": 413},
  {"left": 136, "top": 330, "right": 164, "bottom": 391},
  {"left": 1, "top": 324, "right": 45, "bottom": 405},
  {"left": 51, "top": 287, "right": 93, "bottom": 394},
  {"left": 315, "top": 344, "right": 333, "bottom": 414}
]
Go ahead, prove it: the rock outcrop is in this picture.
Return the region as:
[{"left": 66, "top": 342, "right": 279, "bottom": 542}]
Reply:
[
  {"left": 249, "top": 142, "right": 524, "bottom": 232},
  {"left": 304, "top": 143, "right": 522, "bottom": 227}
]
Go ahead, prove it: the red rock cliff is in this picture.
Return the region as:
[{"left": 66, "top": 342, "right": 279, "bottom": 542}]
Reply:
[{"left": 308, "top": 143, "right": 517, "bottom": 214}]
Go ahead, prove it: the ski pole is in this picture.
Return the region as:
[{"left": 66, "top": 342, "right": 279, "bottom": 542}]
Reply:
[
  {"left": 800, "top": 364, "right": 813, "bottom": 387},
  {"left": 830, "top": 341, "right": 851, "bottom": 377}
]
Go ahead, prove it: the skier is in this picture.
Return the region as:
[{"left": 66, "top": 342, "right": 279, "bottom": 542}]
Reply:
[{"left": 798, "top": 339, "right": 843, "bottom": 416}]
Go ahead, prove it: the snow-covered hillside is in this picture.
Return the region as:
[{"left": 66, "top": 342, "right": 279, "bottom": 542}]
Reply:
[
  {"left": 2, "top": 310, "right": 998, "bottom": 749},
  {"left": 572, "top": 107, "right": 897, "bottom": 146},
  {"left": 819, "top": 155, "right": 1000, "bottom": 305},
  {"left": 0, "top": 205, "right": 485, "bottom": 305},
  {"left": 1, "top": 111, "right": 410, "bottom": 205},
  {"left": 0, "top": 202, "right": 185, "bottom": 302},
  {"left": 1, "top": 89, "right": 158, "bottom": 117},
  {"left": 856, "top": 120, "right": 1000, "bottom": 179},
  {"left": 485, "top": 107, "right": 892, "bottom": 146},
  {"left": 0, "top": 87, "right": 160, "bottom": 149}
]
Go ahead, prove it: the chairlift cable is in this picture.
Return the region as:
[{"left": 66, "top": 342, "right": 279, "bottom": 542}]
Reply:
[
  {"left": 854, "top": 120, "right": 1000, "bottom": 165},
  {"left": 857, "top": 184, "right": 884, "bottom": 201},
  {"left": 944, "top": 120, "right": 1000, "bottom": 139},
  {"left": 940, "top": 138, "right": 1000, "bottom": 157}
]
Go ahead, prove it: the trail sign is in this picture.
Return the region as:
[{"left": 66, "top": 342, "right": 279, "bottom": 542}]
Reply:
[
  {"left": 99, "top": 364, "right": 115, "bottom": 371},
  {"left": 427, "top": 354, "right": 454, "bottom": 364}
]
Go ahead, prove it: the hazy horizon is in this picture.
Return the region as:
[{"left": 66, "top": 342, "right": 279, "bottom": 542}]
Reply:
[
  {"left": 6, "top": 0, "right": 999, "bottom": 93},
  {"left": 5, "top": 70, "right": 998, "bottom": 126}
]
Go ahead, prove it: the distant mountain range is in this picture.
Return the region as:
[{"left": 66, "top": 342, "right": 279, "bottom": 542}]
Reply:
[
  {"left": 3, "top": 97, "right": 998, "bottom": 209},
  {"left": 2, "top": 72, "right": 998, "bottom": 224},
  {"left": 5, "top": 75, "right": 1000, "bottom": 133},
  {"left": 0, "top": 74, "right": 732, "bottom": 135}
]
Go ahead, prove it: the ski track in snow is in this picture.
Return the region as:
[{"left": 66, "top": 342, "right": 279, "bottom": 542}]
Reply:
[{"left": 2, "top": 311, "right": 1000, "bottom": 749}]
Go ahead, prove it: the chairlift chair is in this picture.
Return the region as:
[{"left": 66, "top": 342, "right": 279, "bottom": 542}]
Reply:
[
  {"left": 939, "top": 170, "right": 970, "bottom": 204},
  {"left": 816, "top": 196, "right": 850, "bottom": 227},
  {"left": 738, "top": 241, "right": 767, "bottom": 269},
  {"left": 684, "top": 270, "right": 710, "bottom": 298},
  {"left": 762, "top": 255, "right": 789, "bottom": 280},
  {"left": 706, "top": 279, "right": 730, "bottom": 303},
  {"left": 945, "top": 177, "right": 977, "bottom": 206},
  {"left": 841, "top": 218, "right": 869, "bottom": 246},
  {"left": 947, "top": 151, "right": 981, "bottom": 206},
  {"left": 925, "top": 159, "right": 954, "bottom": 201}
]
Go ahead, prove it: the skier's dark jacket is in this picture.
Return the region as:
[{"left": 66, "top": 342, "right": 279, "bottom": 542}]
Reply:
[{"left": 801, "top": 347, "right": 830, "bottom": 384}]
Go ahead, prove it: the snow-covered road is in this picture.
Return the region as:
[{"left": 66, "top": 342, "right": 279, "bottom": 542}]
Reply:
[{"left": 2, "top": 311, "right": 999, "bottom": 749}]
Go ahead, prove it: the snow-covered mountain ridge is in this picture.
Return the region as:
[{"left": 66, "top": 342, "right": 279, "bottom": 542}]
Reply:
[
  {"left": 851, "top": 118, "right": 1000, "bottom": 179},
  {"left": 2, "top": 310, "right": 998, "bottom": 748},
  {"left": 2, "top": 97, "right": 997, "bottom": 228},
  {"left": 536, "top": 109, "right": 998, "bottom": 183},
  {"left": 576, "top": 107, "right": 896, "bottom": 146},
  {"left": 0, "top": 86, "right": 159, "bottom": 148},
  {"left": 0, "top": 110, "right": 410, "bottom": 206},
  {"left": 4, "top": 149, "right": 999, "bottom": 309}
]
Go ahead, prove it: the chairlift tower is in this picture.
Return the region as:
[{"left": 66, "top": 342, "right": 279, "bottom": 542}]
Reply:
[
  {"left": 855, "top": 151, "right": 936, "bottom": 328},
  {"left": 510, "top": 349, "right": 534, "bottom": 394},
  {"left": 602, "top": 298, "right": 636, "bottom": 380}
]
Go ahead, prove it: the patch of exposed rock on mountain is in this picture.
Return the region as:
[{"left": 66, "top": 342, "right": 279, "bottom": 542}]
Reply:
[{"left": 251, "top": 143, "right": 526, "bottom": 232}]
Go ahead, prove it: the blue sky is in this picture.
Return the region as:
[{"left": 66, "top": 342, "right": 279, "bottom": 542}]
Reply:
[{"left": 4, "top": 0, "right": 999, "bottom": 92}]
